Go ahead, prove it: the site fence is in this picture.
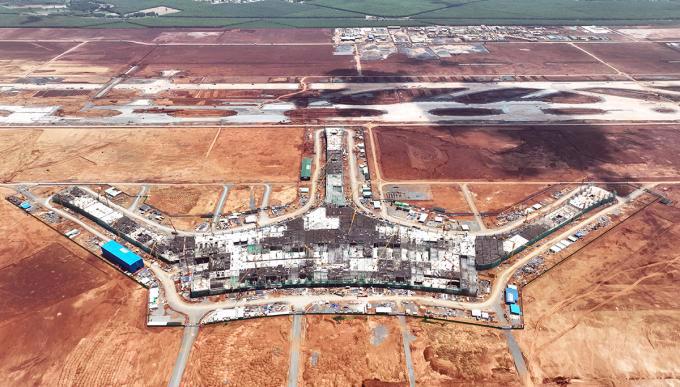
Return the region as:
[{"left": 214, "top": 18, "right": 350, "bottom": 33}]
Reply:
[
  {"left": 195, "top": 278, "right": 474, "bottom": 298},
  {"left": 476, "top": 195, "right": 615, "bottom": 270},
  {"left": 53, "top": 197, "right": 157, "bottom": 258}
]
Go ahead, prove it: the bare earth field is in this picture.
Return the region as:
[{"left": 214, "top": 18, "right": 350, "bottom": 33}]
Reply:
[
  {"left": 0, "top": 41, "right": 78, "bottom": 80},
  {"left": 40, "top": 41, "right": 154, "bottom": 82},
  {"left": 408, "top": 184, "right": 471, "bottom": 213},
  {"left": 408, "top": 319, "right": 520, "bottom": 386},
  {"left": 222, "top": 185, "right": 255, "bottom": 213},
  {"left": 576, "top": 42, "right": 680, "bottom": 78},
  {"left": 0, "top": 127, "right": 304, "bottom": 183},
  {"left": 146, "top": 185, "right": 220, "bottom": 216},
  {"left": 269, "top": 184, "right": 299, "bottom": 207},
  {"left": 0, "top": 28, "right": 333, "bottom": 45},
  {"left": 515, "top": 201, "right": 680, "bottom": 384},
  {"left": 298, "top": 315, "right": 408, "bottom": 386},
  {"left": 467, "top": 184, "right": 553, "bottom": 214},
  {"left": 361, "top": 42, "right": 614, "bottom": 77},
  {"left": 136, "top": 44, "right": 357, "bottom": 80},
  {"left": 182, "top": 316, "right": 291, "bottom": 387},
  {"left": 374, "top": 125, "right": 680, "bottom": 182},
  {"left": 0, "top": 190, "right": 182, "bottom": 386}
]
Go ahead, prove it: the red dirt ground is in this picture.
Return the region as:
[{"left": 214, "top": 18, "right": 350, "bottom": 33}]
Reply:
[
  {"left": 182, "top": 316, "right": 291, "bottom": 387},
  {"left": 576, "top": 42, "right": 680, "bottom": 77},
  {"left": 136, "top": 44, "right": 357, "bottom": 79},
  {"left": 0, "top": 127, "right": 304, "bottom": 183},
  {"left": 0, "top": 191, "right": 182, "bottom": 385},
  {"left": 54, "top": 41, "right": 154, "bottom": 67},
  {"left": 286, "top": 107, "right": 385, "bottom": 122},
  {"left": 374, "top": 124, "right": 680, "bottom": 182},
  {"left": 298, "top": 315, "right": 408, "bottom": 386},
  {"left": 0, "top": 41, "right": 76, "bottom": 62},
  {"left": 408, "top": 319, "right": 520, "bottom": 386},
  {"left": 361, "top": 42, "right": 614, "bottom": 77},
  {"left": 0, "top": 41, "right": 77, "bottom": 79},
  {"left": 408, "top": 184, "right": 471, "bottom": 213},
  {"left": 328, "top": 88, "right": 468, "bottom": 105},
  {"left": 43, "top": 41, "right": 154, "bottom": 81},
  {"left": 516, "top": 201, "right": 680, "bottom": 384},
  {"left": 467, "top": 184, "right": 553, "bottom": 214},
  {"left": 0, "top": 28, "right": 332, "bottom": 44}
]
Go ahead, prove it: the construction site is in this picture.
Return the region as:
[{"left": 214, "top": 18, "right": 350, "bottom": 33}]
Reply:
[{"left": 1, "top": 24, "right": 680, "bottom": 387}]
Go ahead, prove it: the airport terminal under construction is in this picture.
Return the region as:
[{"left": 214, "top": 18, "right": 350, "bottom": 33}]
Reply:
[{"left": 41, "top": 127, "right": 617, "bottom": 302}]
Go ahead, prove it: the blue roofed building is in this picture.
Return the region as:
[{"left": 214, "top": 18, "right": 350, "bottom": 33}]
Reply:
[
  {"left": 505, "top": 285, "right": 519, "bottom": 304},
  {"left": 509, "top": 304, "right": 522, "bottom": 315},
  {"left": 101, "top": 240, "right": 144, "bottom": 273}
]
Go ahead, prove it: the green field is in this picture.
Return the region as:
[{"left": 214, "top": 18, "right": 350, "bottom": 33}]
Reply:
[{"left": 0, "top": 0, "right": 679, "bottom": 27}]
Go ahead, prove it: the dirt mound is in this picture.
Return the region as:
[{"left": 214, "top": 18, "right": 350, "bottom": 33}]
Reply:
[
  {"left": 653, "top": 107, "right": 676, "bottom": 113},
  {"left": 408, "top": 319, "right": 519, "bottom": 385},
  {"left": 133, "top": 108, "right": 237, "bottom": 117},
  {"left": 524, "top": 91, "right": 602, "bottom": 104},
  {"left": 329, "top": 88, "right": 467, "bottom": 105},
  {"left": 450, "top": 88, "right": 539, "bottom": 104},
  {"left": 429, "top": 108, "right": 502, "bottom": 116},
  {"left": 362, "top": 379, "right": 408, "bottom": 387},
  {"left": 286, "top": 108, "right": 384, "bottom": 122},
  {"left": 542, "top": 108, "right": 606, "bottom": 115}
]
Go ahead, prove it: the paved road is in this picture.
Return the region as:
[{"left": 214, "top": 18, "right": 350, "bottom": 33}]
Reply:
[
  {"left": 504, "top": 331, "right": 530, "bottom": 385},
  {"left": 212, "top": 184, "right": 230, "bottom": 232},
  {"left": 461, "top": 183, "right": 486, "bottom": 231},
  {"left": 287, "top": 314, "right": 303, "bottom": 387},
  {"left": 129, "top": 184, "right": 149, "bottom": 211},
  {"left": 168, "top": 325, "right": 199, "bottom": 387},
  {"left": 259, "top": 183, "right": 272, "bottom": 223},
  {"left": 493, "top": 303, "right": 531, "bottom": 385},
  {"left": 398, "top": 316, "right": 416, "bottom": 387}
]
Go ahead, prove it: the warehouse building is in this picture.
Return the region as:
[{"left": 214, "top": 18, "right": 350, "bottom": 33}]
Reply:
[{"left": 101, "top": 240, "right": 144, "bottom": 272}]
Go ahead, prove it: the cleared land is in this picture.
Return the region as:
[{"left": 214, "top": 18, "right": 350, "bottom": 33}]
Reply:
[
  {"left": 0, "top": 41, "right": 78, "bottom": 80},
  {"left": 0, "top": 127, "right": 304, "bottom": 183},
  {"left": 576, "top": 42, "right": 680, "bottom": 78},
  {"left": 407, "top": 319, "right": 520, "bottom": 386},
  {"left": 407, "top": 184, "right": 470, "bottom": 213},
  {"left": 361, "top": 42, "right": 614, "bottom": 77},
  {"left": 136, "top": 44, "right": 357, "bottom": 80},
  {"left": 374, "top": 125, "right": 680, "bottom": 182},
  {"left": 467, "top": 184, "right": 553, "bottom": 214},
  {"left": 40, "top": 41, "right": 154, "bottom": 82},
  {"left": 222, "top": 185, "right": 255, "bottom": 213},
  {"left": 516, "top": 200, "right": 680, "bottom": 384},
  {"left": 0, "top": 190, "right": 182, "bottom": 386},
  {"left": 269, "top": 184, "right": 299, "bottom": 207},
  {"left": 146, "top": 185, "right": 220, "bottom": 216},
  {"left": 182, "top": 316, "right": 291, "bottom": 387},
  {"left": 298, "top": 315, "right": 408, "bottom": 386}
]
